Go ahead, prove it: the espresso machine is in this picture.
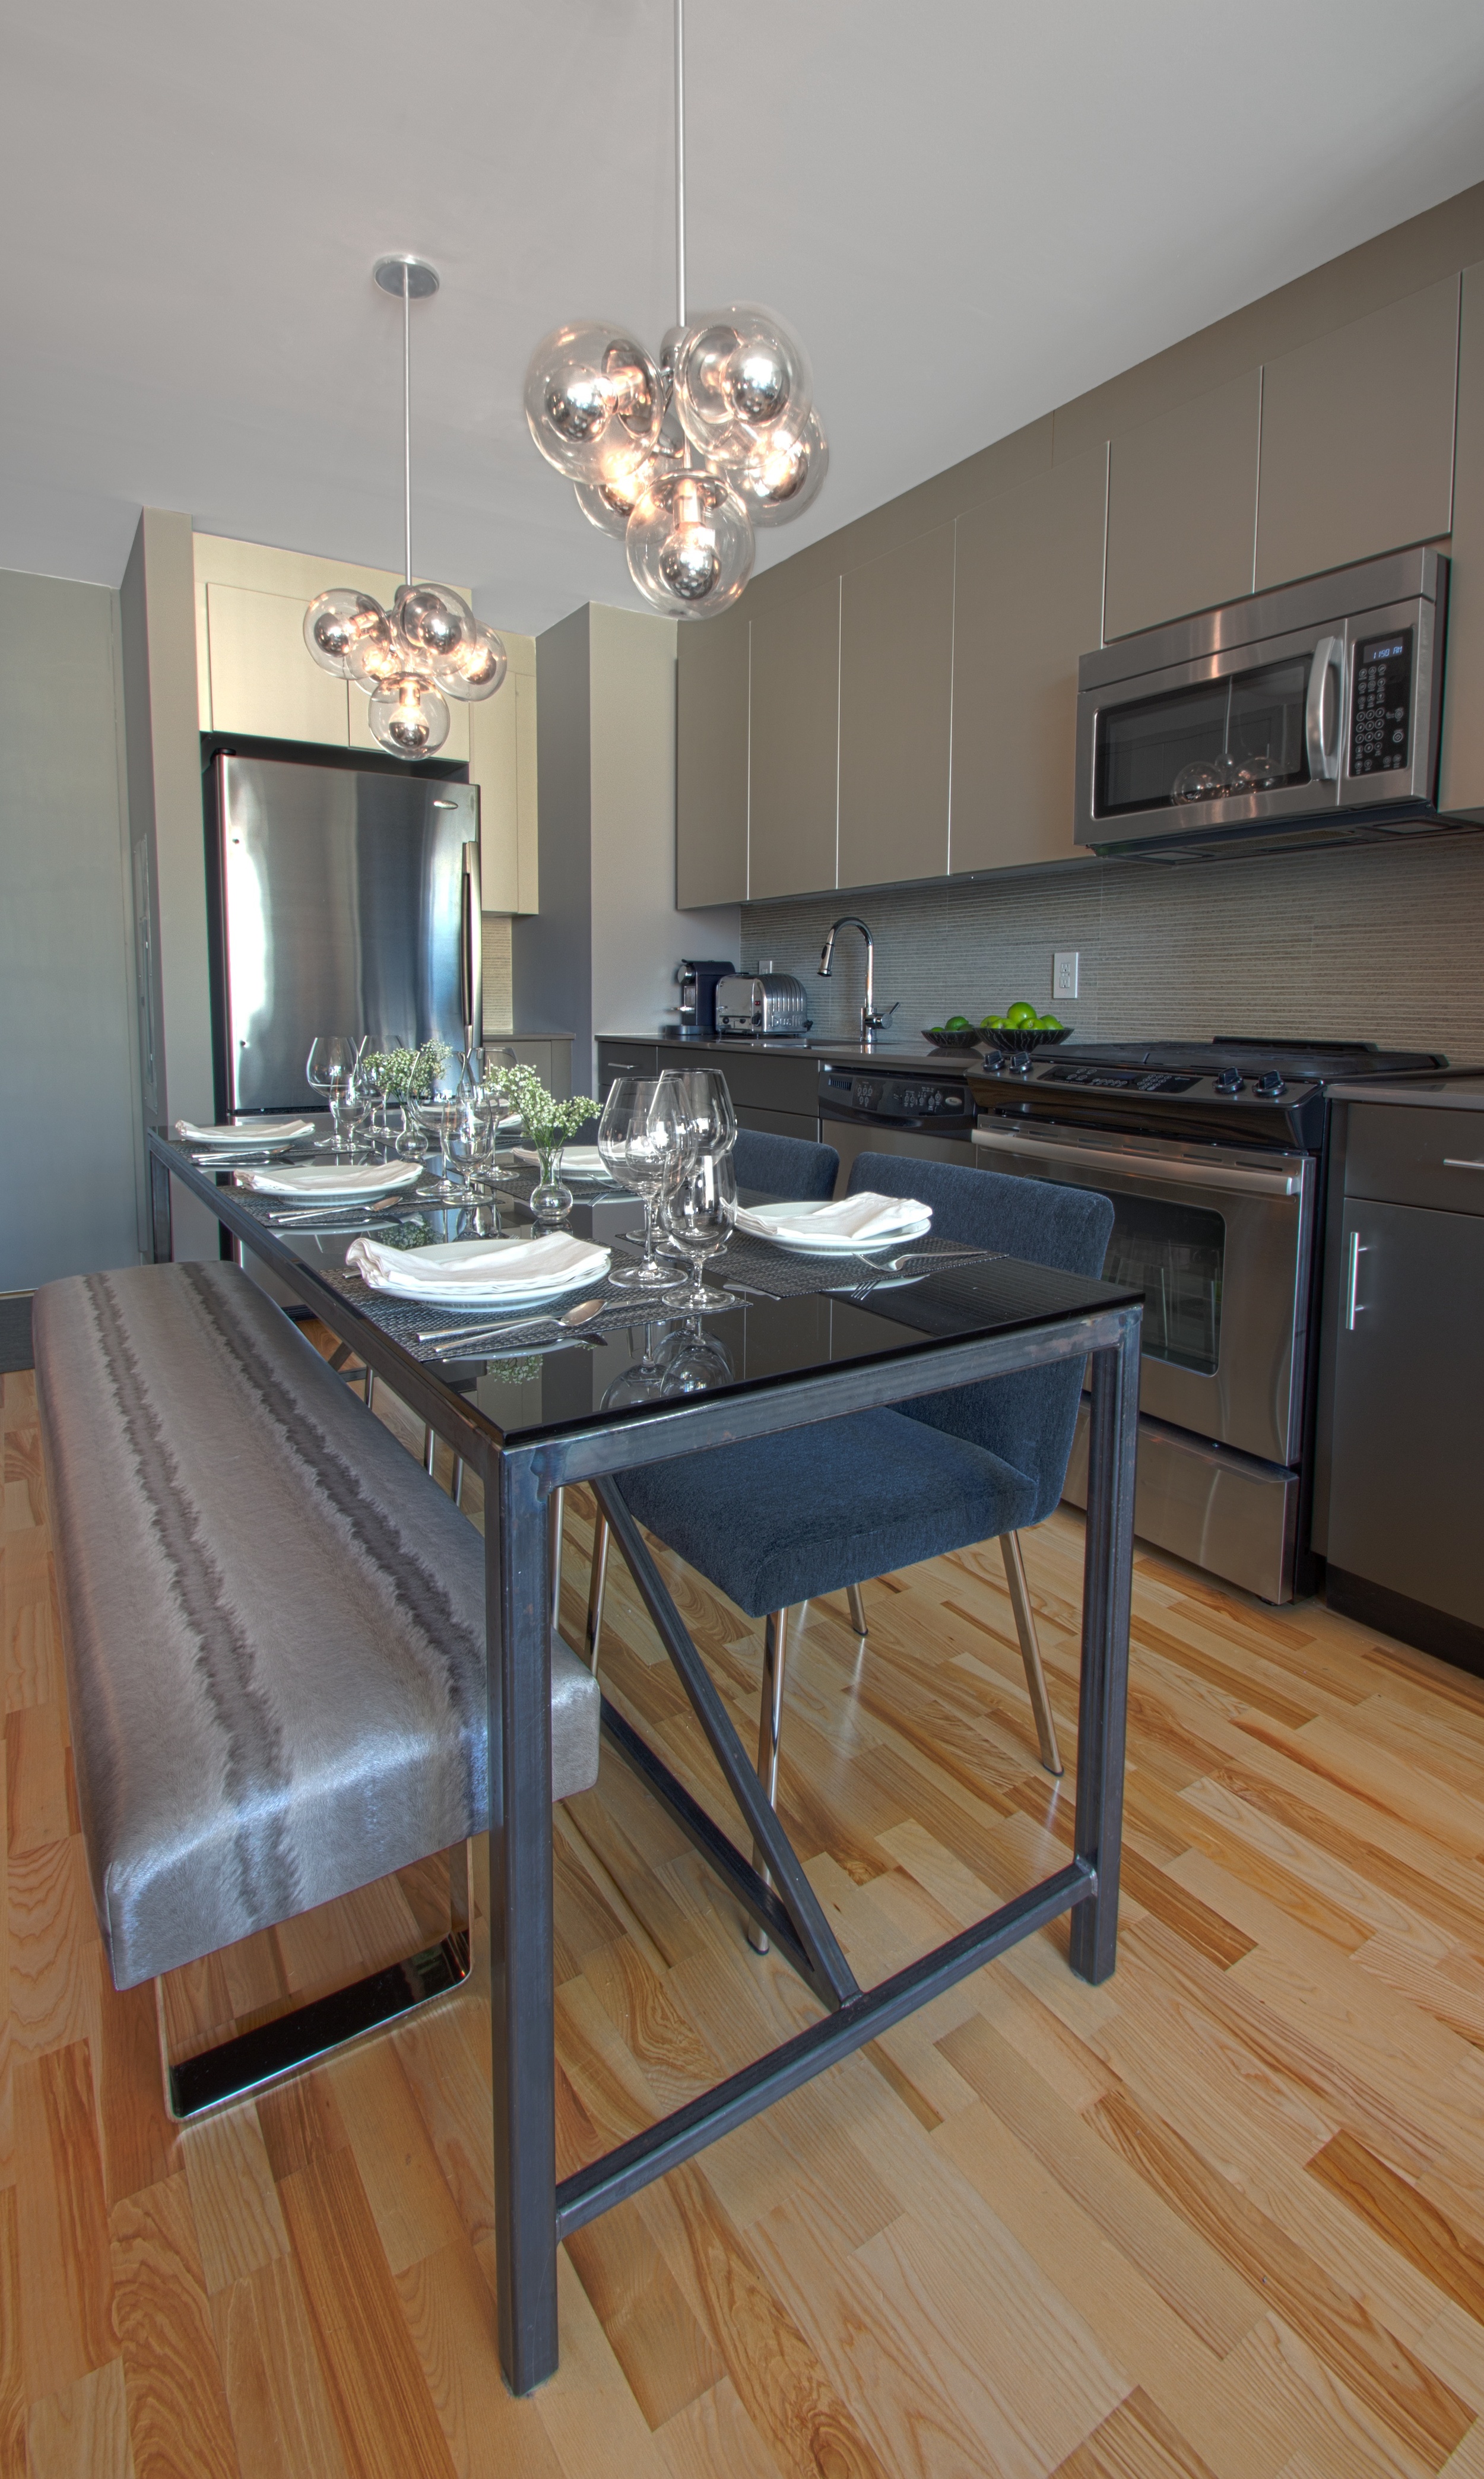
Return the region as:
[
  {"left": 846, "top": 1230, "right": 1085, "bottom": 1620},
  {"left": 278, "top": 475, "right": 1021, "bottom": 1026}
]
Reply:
[{"left": 674, "top": 959, "right": 736, "bottom": 1038}]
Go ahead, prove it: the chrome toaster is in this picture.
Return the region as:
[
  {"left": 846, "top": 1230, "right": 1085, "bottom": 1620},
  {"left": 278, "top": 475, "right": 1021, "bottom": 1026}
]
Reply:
[{"left": 714, "top": 972, "right": 813, "bottom": 1037}]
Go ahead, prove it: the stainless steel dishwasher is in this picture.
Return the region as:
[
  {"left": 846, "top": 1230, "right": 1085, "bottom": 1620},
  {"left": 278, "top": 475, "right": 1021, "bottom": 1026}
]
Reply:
[{"left": 817, "top": 1061, "right": 977, "bottom": 1190}]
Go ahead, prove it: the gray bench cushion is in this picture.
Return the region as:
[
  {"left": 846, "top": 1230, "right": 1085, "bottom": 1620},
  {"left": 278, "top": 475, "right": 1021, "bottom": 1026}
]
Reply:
[{"left": 33, "top": 1261, "right": 598, "bottom": 1990}]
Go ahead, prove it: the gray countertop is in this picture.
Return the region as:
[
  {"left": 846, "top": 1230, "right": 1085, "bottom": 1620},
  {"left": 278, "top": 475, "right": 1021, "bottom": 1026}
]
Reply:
[
  {"left": 601, "top": 1030, "right": 965, "bottom": 1070},
  {"left": 1329, "top": 1070, "right": 1484, "bottom": 1111}
]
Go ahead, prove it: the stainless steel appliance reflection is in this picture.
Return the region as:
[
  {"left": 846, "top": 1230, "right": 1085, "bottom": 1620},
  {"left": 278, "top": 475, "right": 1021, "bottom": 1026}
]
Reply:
[
  {"left": 674, "top": 959, "right": 736, "bottom": 1039},
  {"left": 818, "top": 1061, "right": 976, "bottom": 1188},
  {"left": 971, "top": 1038, "right": 1446, "bottom": 1601},
  {"left": 714, "top": 973, "right": 813, "bottom": 1037}
]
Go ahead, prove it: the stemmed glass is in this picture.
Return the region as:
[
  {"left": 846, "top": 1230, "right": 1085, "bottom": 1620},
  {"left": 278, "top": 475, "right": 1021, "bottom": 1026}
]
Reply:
[
  {"left": 598, "top": 1074, "right": 696, "bottom": 1294},
  {"left": 306, "top": 1036, "right": 354, "bottom": 1149},
  {"left": 662, "top": 1149, "right": 737, "bottom": 1311},
  {"left": 673, "top": 1069, "right": 737, "bottom": 1158},
  {"left": 413, "top": 1050, "right": 470, "bottom": 1203}
]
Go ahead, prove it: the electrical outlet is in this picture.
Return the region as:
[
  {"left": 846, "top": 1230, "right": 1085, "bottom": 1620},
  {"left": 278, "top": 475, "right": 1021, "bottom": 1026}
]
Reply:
[{"left": 1052, "top": 950, "right": 1080, "bottom": 1002}]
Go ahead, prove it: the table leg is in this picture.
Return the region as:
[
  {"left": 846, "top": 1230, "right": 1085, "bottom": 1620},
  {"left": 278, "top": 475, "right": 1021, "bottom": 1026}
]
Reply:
[
  {"left": 1068, "top": 1311, "right": 1140, "bottom": 1986},
  {"left": 487, "top": 1447, "right": 560, "bottom": 2391},
  {"left": 149, "top": 1145, "right": 173, "bottom": 1264}
]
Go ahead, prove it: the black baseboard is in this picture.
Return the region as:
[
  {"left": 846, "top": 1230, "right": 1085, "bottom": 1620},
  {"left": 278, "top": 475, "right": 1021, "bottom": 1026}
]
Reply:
[
  {"left": 1326, "top": 1565, "right": 1484, "bottom": 1680},
  {"left": 0, "top": 1294, "right": 33, "bottom": 1374}
]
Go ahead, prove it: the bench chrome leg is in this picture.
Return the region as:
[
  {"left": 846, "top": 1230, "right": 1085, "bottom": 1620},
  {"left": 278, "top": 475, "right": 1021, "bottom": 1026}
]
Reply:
[
  {"left": 1001, "top": 1530, "right": 1063, "bottom": 1777},
  {"left": 746, "top": 1606, "right": 791, "bottom": 1956},
  {"left": 423, "top": 1424, "right": 437, "bottom": 1478},
  {"left": 845, "top": 1581, "right": 868, "bottom": 1638},
  {"left": 549, "top": 1488, "right": 565, "bottom": 1635},
  {"left": 153, "top": 1842, "right": 474, "bottom": 2123},
  {"left": 453, "top": 1457, "right": 465, "bottom": 1508},
  {"left": 585, "top": 1511, "right": 610, "bottom": 1674}
]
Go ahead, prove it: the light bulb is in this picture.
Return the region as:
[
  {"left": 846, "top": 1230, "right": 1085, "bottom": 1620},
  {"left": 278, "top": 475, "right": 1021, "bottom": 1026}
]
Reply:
[
  {"left": 524, "top": 324, "right": 664, "bottom": 481},
  {"left": 369, "top": 674, "right": 451, "bottom": 756},
  {"left": 348, "top": 624, "right": 435, "bottom": 692},
  {"left": 436, "top": 625, "right": 508, "bottom": 702},
  {"left": 626, "top": 471, "right": 753, "bottom": 619},
  {"left": 732, "top": 410, "right": 829, "bottom": 527},
  {"left": 394, "top": 581, "right": 481, "bottom": 666},
  {"left": 304, "top": 588, "right": 390, "bottom": 676},
  {"left": 572, "top": 440, "right": 675, "bottom": 538},
  {"left": 672, "top": 304, "right": 813, "bottom": 468}
]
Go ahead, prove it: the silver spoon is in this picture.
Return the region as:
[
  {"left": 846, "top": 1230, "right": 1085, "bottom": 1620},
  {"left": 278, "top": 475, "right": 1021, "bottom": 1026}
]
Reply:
[{"left": 423, "top": 1295, "right": 611, "bottom": 1352}]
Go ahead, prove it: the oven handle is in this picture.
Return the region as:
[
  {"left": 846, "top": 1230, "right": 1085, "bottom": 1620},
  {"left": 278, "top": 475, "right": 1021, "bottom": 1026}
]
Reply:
[
  {"left": 1305, "top": 635, "right": 1346, "bottom": 783},
  {"left": 972, "top": 1125, "right": 1303, "bottom": 1197}
]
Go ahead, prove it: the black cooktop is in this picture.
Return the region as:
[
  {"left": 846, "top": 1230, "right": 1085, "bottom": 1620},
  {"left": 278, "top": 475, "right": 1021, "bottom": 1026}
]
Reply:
[{"left": 972, "top": 1037, "right": 1451, "bottom": 1152}]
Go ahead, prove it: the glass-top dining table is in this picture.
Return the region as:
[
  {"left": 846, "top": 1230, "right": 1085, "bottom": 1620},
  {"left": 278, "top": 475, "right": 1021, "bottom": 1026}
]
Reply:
[{"left": 148, "top": 1127, "right": 1143, "bottom": 2395}]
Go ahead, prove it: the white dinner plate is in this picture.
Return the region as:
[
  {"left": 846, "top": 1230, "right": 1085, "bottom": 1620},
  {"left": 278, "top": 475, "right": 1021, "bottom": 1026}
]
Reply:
[
  {"left": 237, "top": 1161, "right": 424, "bottom": 1199},
  {"left": 350, "top": 1234, "right": 611, "bottom": 1308},
  {"left": 177, "top": 1118, "right": 314, "bottom": 1148},
  {"left": 741, "top": 1202, "right": 933, "bottom": 1256}
]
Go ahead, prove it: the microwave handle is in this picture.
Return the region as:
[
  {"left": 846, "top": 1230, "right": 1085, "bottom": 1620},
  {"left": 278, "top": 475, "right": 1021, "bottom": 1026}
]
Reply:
[
  {"left": 1305, "top": 635, "right": 1346, "bottom": 782},
  {"left": 972, "top": 1125, "right": 1302, "bottom": 1197}
]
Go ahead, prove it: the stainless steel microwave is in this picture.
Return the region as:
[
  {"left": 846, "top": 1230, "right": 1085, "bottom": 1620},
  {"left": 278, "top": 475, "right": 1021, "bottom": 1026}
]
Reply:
[{"left": 1074, "top": 548, "right": 1448, "bottom": 856}]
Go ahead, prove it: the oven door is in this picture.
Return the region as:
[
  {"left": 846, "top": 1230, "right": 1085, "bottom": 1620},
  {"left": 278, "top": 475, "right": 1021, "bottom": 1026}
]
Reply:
[{"left": 973, "top": 1121, "right": 1315, "bottom": 1466}]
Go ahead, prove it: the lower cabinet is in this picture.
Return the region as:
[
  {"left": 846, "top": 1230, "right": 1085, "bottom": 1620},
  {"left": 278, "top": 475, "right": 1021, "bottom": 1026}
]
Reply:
[{"left": 736, "top": 1104, "right": 820, "bottom": 1145}]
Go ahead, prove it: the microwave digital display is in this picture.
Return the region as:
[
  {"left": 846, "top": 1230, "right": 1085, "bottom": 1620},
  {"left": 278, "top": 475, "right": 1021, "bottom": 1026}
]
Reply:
[{"left": 1349, "top": 629, "right": 1412, "bottom": 778}]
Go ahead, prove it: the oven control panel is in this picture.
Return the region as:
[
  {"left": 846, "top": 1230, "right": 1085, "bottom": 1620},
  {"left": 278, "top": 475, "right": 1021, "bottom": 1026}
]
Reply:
[
  {"left": 1038, "top": 1065, "right": 1200, "bottom": 1095},
  {"left": 1349, "top": 629, "right": 1412, "bottom": 777},
  {"left": 819, "top": 1064, "right": 973, "bottom": 1128}
]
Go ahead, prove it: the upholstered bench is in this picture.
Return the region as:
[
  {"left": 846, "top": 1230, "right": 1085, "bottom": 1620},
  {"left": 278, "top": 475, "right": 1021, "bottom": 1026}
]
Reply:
[{"left": 33, "top": 1259, "right": 598, "bottom": 2116}]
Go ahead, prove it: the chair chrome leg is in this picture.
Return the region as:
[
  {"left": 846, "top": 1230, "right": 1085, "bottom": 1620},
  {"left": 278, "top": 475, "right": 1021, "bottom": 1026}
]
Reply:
[
  {"left": 423, "top": 1424, "right": 436, "bottom": 1478},
  {"left": 549, "top": 1487, "right": 565, "bottom": 1635},
  {"left": 452, "top": 1457, "right": 465, "bottom": 1508},
  {"left": 1001, "top": 1530, "right": 1063, "bottom": 1776},
  {"left": 747, "top": 1607, "right": 791, "bottom": 1954},
  {"left": 845, "top": 1581, "right": 868, "bottom": 1638},
  {"left": 585, "top": 1512, "right": 610, "bottom": 1675},
  {"left": 364, "top": 1366, "right": 376, "bottom": 1413}
]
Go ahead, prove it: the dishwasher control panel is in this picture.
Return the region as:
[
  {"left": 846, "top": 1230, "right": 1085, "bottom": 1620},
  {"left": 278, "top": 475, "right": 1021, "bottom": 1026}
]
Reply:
[{"left": 819, "top": 1063, "right": 974, "bottom": 1130}]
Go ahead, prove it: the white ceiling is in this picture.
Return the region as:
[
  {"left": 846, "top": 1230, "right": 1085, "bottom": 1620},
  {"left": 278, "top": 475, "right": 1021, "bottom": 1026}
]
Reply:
[{"left": 6, "top": 1, "right": 1484, "bottom": 637}]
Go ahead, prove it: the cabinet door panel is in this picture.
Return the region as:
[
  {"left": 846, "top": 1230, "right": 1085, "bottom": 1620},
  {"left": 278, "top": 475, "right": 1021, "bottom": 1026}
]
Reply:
[
  {"left": 469, "top": 678, "right": 520, "bottom": 912},
  {"left": 1440, "top": 261, "right": 1484, "bottom": 819},
  {"left": 838, "top": 524, "right": 953, "bottom": 888},
  {"left": 1328, "top": 1199, "right": 1484, "bottom": 1627},
  {"left": 1105, "top": 370, "right": 1260, "bottom": 638},
  {"left": 1255, "top": 277, "right": 1459, "bottom": 591},
  {"left": 677, "top": 607, "right": 749, "bottom": 905},
  {"left": 949, "top": 449, "right": 1107, "bottom": 872},
  {"left": 747, "top": 578, "right": 840, "bottom": 898},
  {"left": 205, "top": 583, "right": 350, "bottom": 745}
]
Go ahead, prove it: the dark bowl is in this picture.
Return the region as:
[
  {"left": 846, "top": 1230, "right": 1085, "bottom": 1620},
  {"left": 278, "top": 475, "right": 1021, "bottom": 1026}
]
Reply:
[
  {"left": 922, "top": 1027, "right": 985, "bottom": 1053},
  {"left": 984, "top": 1025, "right": 1074, "bottom": 1057}
]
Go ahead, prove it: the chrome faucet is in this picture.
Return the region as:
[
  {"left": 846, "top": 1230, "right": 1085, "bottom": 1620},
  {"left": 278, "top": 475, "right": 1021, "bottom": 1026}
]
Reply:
[{"left": 819, "top": 915, "right": 897, "bottom": 1045}]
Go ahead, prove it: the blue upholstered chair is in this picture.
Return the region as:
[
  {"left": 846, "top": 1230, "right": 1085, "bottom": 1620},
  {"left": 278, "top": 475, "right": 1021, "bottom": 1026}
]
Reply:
[{"left": 585, "top": 1150, "right": 1114, "bottom": 1943}]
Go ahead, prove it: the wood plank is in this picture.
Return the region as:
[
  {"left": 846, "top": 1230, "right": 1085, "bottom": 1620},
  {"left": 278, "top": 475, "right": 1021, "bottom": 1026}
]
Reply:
[
  {"left": 96, "top": 1980, "right": 179, "bottom": 2210},
  {"left": 14, "top": 2043, "right": 115, "bottom": 2401},
  {"left": 180, "top": 2106, "right": 288, "bottom": 2296},
  {"left": 210, "top": 2254, "right": 350, "bottom": 2479},
  {"left": 1308, "top": 2132, "right": 1484, "bottom": 2331},
  {"left": 654, "top": 2376, "right": 785, "bottom": 2479},
  {"left": 3, "top": 1527, "right": 54, "bottom": 1710},
  {"left": 1054, "top": 2384, "right": 1223, "bottom": 2478},
  {"left": 392, "top": 2236, "right": 566, "bottom": 2479},
  {"left": 275, "top": 2139, "right": 459, "bottom": 2479},
  {"left": 8, "top": 1837, "right": 98, "bottom": 2062},
  {"left": 0, "top": 2188, "right": 20, "bottom": 2479},
  {"left": 565, "top": 2195, "right": 727, "bottom": 2433},
  {"left": 26, "top": 2360, "right": 133, "bottom": 2479},
  {"left": 329, "top": 2036, "right": 467, "bottom": 2281},
  {"left": 109, "top": 2172, "right": 239, "bottom": 2479},
  {"left": 5, "top": 1706, "right": 69, "bottom": 1855}
]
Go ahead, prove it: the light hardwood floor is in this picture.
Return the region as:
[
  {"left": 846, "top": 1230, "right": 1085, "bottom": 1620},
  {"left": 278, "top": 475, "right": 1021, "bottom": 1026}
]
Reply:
[{"left": 5, "top": 1345, "right": 1484, "bottom": 2478}]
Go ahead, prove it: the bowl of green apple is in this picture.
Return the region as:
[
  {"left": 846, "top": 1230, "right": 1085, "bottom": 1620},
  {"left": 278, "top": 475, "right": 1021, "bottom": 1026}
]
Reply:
[
  {"left": 979, "top": 1001, "right": 1072, "bottom": 1056},
  {"left": 921, "top": 1016, "right": 987, "bottom": 1051}
]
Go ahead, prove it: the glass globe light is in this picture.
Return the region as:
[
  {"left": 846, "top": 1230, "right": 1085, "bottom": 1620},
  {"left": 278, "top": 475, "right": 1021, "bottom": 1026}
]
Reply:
[
  {"left": 348, "top": 623, "right": 435, "bottom": 692},
  {"left": 626, "top": 471, "right": 754, "bottom": 619},
  {"left": 304, "top": 588, "right": 390, "bottom": 676},
  {"left": 524, "top": 324, "right": 664, "bottom": 481},
  {"left": 672, "top": 304, "right": 813, "bottom": 467},
  {"left": 436, "top": 625, "right": 508, "bottom": 702},
  {"left": 369, "top": 674, "right": 451, "bottom": 756},
  {"left": 732, "top": 410, "right": 829, "bottom": 528},
  {"left": 394, "top": 581, "right": 481, "bottom": 667},
  {"left": 1171, "top": 752, "right": 1241, "bottom": 804}
]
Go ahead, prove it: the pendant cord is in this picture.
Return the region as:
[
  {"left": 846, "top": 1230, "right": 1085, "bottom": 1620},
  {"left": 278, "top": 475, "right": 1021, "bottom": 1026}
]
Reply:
[
  {"left": 402, "top": 264, "right": 413, "bottom": 588},
  {"left": 674, "top": 0, "right": 686, "bottom": 331}
]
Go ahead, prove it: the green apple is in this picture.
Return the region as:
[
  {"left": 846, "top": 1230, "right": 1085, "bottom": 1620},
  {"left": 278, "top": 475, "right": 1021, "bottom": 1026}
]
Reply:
[
  {"left": 979, "top": 1013, "right": 1007, "bottom": 1030},
  {"left": 945, "top": 1014, "right": 971, "bottom": 1031},
  {"left": 1005, "top": 1001, "right": 1038, "bottom": 1028},
  {"left": 1035, "top": 1013, "right": 1064, "bottom": 1032}
]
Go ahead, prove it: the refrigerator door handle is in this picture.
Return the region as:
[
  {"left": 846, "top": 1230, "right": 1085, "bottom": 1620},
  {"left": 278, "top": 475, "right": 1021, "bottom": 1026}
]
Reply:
[{"left": 461, "top": 840, "right": 481, "bottom": 1053}]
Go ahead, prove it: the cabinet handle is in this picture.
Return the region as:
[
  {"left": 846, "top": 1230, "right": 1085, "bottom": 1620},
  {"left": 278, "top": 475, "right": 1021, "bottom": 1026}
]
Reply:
[
  {"left": 1345, "top": 1229, "right": 1368, "bottom": 1330},
  {"left": 1442, "top": 1158, "right": 1484, "bottom": 1171}
]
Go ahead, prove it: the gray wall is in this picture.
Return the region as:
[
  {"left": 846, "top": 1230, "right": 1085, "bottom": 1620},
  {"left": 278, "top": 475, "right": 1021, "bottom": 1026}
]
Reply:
[
  {"left": 741, "top": 830, "right": 1484, "bottom": 1059},
  {"left": 0, "top": 569, "right": 142, "bottom": 1288},
  {"left": 515, "top": 604, "right": 740, "bottom": 1090}
]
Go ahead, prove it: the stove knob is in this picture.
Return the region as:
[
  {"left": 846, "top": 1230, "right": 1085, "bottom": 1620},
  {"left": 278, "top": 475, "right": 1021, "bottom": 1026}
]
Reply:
[
  {"left": 1213, "top": 1069, "right": 1245, "bottom": 1095},
  {"left": 1254, "top": 1070, "right": 1287, "bottom": 1098}
]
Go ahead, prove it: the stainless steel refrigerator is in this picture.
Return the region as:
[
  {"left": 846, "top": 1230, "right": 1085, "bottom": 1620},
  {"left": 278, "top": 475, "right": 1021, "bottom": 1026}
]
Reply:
[{"left": 210, "top": 754, "right": 481, "bottom": 1115}]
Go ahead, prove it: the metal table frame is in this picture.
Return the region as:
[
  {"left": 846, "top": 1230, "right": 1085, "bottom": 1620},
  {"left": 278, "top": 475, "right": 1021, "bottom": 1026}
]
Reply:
[{"left": 148, "top": 1133, "right": 1141, "bottom": 2394}]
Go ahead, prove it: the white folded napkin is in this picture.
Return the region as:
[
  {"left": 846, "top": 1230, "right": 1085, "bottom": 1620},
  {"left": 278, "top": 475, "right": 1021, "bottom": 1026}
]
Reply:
[
  {"left": 176, "top": 1117, "right": 315, "bottom": 1145},
  {"left": 237, "top": 1161, "right": 423, "bottom": 1198},
  {"left": 511, "top": 1145, "right": 606, "bottom": 1173},
  {"left": 345, "top": 1231, "right": 606, "bottom": 1297},
  {"left": 735, "top": 1190, "right": 930, "bottom": 1243}
]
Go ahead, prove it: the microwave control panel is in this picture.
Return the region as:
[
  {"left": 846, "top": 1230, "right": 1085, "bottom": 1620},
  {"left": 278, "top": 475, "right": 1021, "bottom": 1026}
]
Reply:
[{"left": 1349, "top": 629, "right": 1412, "bottom": 776}]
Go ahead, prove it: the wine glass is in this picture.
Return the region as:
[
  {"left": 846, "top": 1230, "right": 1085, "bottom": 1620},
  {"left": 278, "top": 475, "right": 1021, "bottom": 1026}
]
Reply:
[
  {"left": 662, "top": 1149, "right": 737, "bottom": 1311},
  {"left": 306, "top": 1036, "right": 354, "bottom": 1148},
  {"left": 658, "top": 1321, "right": 735, "bottom": 1394},
  {"left": 598, "top": 1074, "right": 696, "bottom": 1294},
  {"left": 673, "top": 1069, "right": 737, "bottom": 1156},
  {"left": 413, "top": 1050, "right": 470, "bottom": 1203},
  {"left": 331, "top": 1076, "right": 368, "bottom": 1158}
]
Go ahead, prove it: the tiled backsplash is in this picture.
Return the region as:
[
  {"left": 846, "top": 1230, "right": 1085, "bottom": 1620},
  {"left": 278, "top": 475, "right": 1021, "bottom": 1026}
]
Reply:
[
  {"left": 741, "top": 832, "right": 1484, "bottom": 1058},
  {"left": 482, "top": 914, "right": 513, "bottom": 1034}
]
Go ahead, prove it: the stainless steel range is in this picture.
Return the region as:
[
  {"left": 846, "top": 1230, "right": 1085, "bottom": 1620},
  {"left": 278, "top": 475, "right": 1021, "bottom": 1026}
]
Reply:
[{"left": 969, "top": 1038, "right": 1447, "bottom": 1602}]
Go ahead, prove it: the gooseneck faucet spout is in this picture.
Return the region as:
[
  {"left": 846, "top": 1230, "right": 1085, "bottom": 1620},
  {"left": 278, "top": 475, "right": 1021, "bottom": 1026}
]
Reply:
[{"left": 819, "top": 915, "right": 896, "bottom": 1046}]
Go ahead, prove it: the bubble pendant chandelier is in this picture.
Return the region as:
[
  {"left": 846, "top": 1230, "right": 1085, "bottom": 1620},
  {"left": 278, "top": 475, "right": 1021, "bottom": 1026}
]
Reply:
[
  {"left": 304, "top": 256, "right": 507, "bottom": 756},
  {"left": 524, "top": 0, "right": 827, "bottom": 619}
]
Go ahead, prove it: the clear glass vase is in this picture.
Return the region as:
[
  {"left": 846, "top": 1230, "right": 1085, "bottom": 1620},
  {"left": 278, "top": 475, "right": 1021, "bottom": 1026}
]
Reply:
[{"left": 529, "top": 1142, "right": 573, "bottom": 1225}]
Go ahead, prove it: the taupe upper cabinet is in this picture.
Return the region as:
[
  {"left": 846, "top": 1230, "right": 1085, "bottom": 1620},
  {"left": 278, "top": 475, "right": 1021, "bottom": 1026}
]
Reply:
[
  {"left": 1440, "top": 261, "right": 1484, "bottom": 819},
  {"left": 1255, "top": 277, "right": 1460, "bottom": 590},
  {"left": 837, "top": 524, "right": 955, "bottom": 889},
  {"left": 949, "top": 448, "right": 1108, "bottom": 873},
  {"left": 747, "top": 576, "right": 841, "bottom": 899},
  {"left": 1104, "top": 370, "right": 1261, "bottom": 639},
  {"left": 676, "top": 606, "right": 749, "bottom": 906}
]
